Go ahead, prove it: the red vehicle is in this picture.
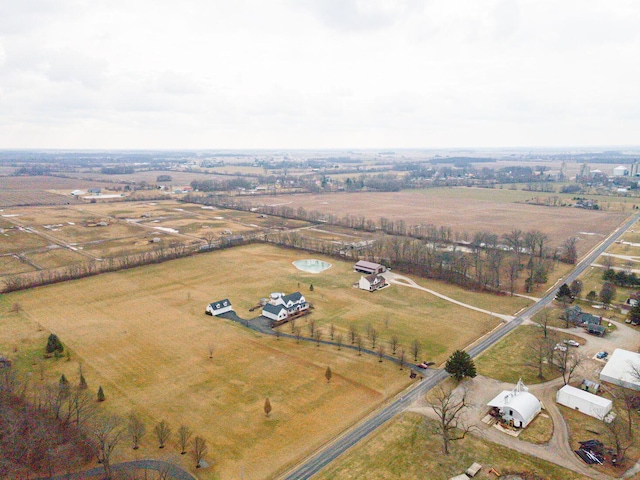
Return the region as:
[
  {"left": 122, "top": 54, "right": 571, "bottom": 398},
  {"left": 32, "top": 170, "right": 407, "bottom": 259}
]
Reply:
[{"left": 417, "top": 363, "right": 429, "bottom": 369}]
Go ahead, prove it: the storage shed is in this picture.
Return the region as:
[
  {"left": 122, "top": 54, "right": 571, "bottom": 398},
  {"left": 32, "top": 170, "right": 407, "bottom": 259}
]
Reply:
[
  {"left": 600, "top": 348, "right": 640, "bottom": 391},
  {"left": 487, "top": 379, "right": 541, "bottom": 429},
  {"left": 556, "top": 385, "right": 612, "bottom": 420}
]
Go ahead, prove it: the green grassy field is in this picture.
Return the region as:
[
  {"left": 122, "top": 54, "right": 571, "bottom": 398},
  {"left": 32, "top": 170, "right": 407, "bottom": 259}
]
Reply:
[
  {"left": 475, "top": 325, "right": 585, "bottom": 384},
  {"left": 315, "top": 413, "right": 580, "bottom": 480}
]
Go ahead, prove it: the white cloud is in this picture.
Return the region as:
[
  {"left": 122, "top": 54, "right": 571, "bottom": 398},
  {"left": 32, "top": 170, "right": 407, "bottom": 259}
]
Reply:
[{"left": 0, "top": 0, "right": 639, "bottom": 148}]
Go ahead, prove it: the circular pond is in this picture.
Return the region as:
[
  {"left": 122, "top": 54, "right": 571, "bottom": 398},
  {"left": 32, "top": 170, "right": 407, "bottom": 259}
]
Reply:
[{"left": 293, "top": 259, "right": 332, "bottom": 273}]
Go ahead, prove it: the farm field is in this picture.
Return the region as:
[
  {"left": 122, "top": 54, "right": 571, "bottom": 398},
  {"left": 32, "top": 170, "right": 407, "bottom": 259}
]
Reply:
[
  {"left": 315, "top": 412, "right": 580, "bottom": 480},
  {"left": 2, "top": 244, "right": 462, "bottom": 479},
  {"left": 0, "top": 176, "right": 114, "bottom": 207},
  {"left": 248, "top": 189, "right": 629, "bottom": 252}
]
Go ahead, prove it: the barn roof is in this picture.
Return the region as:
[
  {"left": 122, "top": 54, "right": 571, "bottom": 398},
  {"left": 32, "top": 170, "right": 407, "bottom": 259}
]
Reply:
[{"left": 209, "top": 299, "right": 231, "bottom": 310}]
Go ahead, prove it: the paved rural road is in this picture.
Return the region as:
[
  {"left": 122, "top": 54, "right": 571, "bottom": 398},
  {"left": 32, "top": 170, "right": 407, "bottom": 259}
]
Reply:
[
  {"left": 41, "top": 459, "right": 196, "bottom": 480},
  {"left": 278, "top": 212, "right": 640, "bottom": 480}
]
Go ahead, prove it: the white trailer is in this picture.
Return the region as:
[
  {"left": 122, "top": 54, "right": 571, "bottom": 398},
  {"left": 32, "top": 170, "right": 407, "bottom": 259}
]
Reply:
[{"left": 556, "top": 385, "right": 612, "bottom": 420}]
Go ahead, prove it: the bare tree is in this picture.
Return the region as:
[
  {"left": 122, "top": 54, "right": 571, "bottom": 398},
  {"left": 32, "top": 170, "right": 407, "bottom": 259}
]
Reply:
[
  {"left": 127, "top": 414, "right": 146, "bottom": 450},
  {"left": 207, "top": 343, "right": 214, "bottom": 359},
  {"left": 411, "top": 339, "right": 421, "bottom": 362},
  {"left": 177, "top": 425, "right": 193, "bottom": 454},
  {"left": 377, "top": 344, "right": 385, "bottom": 362},
  {"left": 335, "top": 333, "right": 343, "bottom": 350},
  {"left": 329, "top": 323, "right": 335, "bottom": 341},
  {"left": 203, "top": 232, "right": 216, "bottom": 249},
  {"left": 604, "top": 408, "right": 633, "bottom": 463},
  {"left": 356, "top": 335, "right": 363, "bottom": 355},
  {"left": 192, "top": 436, "right": 208, "bottom": 468},
  {"left": 399, "top": 349, "right": 406, "bottom": 370},
  {"left": 314, "top": 329, "right": 322, "bottom": 346},
  {"left": 308, "top": 319, "right": 316, "bottom": 337},
  {"left": 289, "top": 317, "right": 296, "bottom": 333},
  {"left": 389, "top": 335, "right": 399, "bottom": 355},
  {"left": 430, "top": 386, "right": 476, "bottom": 455},
  {"left": 349, "top": 324, "right": 358, "bottom": 344},
  {"left": 370, "top": 328, "right": 378, "bottom": 349},
  {"left": 294, "top": 326, "right": 302, "bottom": 343},
  {"left": 554, "top": 348, "right": 582, "bottom": 385},
  {"left": 526, "top": 336, "right": 552, "bottom": 380},
  {"left": 154, "top": 420, "right": 171, "bottom": 449},
  {"left": 535, "top": 309, "right": 552, "bottom": 339},
  {"left": 93, "top": 415, "right": 123, "bottom": 480}
]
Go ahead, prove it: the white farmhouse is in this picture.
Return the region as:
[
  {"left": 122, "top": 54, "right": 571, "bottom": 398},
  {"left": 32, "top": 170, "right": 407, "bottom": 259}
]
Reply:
[
  {"left": 358, "top": 274, "right": 386, "bottom": 292},
  {"left": 262, "top": 291, "right": 309, "bottom": 321},
  {"left": 205, "top": 299, "right": 233, "bottom": 316},
  {"left": 487, "top": 379, "right": 541, "bottom": 429},
  {"left": 556, "top": 385, "right": 612, "bottom": 420},
  {"left": 262, "top": 304, "right": 288, "bottom": 321}
]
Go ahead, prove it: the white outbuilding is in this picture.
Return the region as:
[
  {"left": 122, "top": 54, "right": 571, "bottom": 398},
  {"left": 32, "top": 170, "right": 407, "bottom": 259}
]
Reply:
[
  {"left": 600, "top": 348, "right": 640, "bottom": 391},
  {"left": 613, "top": 165, "right": 629, "bottom": 177},
  {"left": 487, "top": 379, "right": 541, "bottom": 429},
  {"left": 556, "top": 385, "right": 612, "bottom": 420},
  {"left": 205, "top": 299, "right": 233, "bottom": 316}
]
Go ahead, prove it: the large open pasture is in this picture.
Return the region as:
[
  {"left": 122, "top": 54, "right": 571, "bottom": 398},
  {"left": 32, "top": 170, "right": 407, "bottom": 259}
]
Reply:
[
  {"left": 249, "top": 189, "right": 628, "bottom": 251},
  {"left": 0, "top": 243, "right": 532, "bottom": 478}
]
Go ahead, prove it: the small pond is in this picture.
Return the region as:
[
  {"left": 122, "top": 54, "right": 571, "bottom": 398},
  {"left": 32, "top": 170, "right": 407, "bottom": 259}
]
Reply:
[{"left": 293, "top": 259, "right": 332, "bottom": 273}]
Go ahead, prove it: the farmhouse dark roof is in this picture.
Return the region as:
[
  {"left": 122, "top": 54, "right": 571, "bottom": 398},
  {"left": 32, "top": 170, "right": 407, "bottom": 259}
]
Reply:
[
  {"left": 365, "top": 274, "right": 383, "bottom": 284},
  {"left": 209, "top": 299, "right": 231, "bottom": 310},
  {"left": 263, "top": 304, "right": 286, "bottom": 315},
  {"left": 282, "top": 292, "right": 304, "bottom": 303},
  {"left": 588, "top": 324, "right": 606, "bottom": 334}
]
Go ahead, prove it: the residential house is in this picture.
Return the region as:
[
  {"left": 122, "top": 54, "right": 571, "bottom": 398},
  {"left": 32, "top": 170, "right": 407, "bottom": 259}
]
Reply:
[
  {"left": 564, "top": 306, "right": 601, "bottom": 327},
  {"left": 358, "top": 274, "right": 386, "bottom": 292},
  {"left": 262, "top": 292, "right": 309, "bottom": 320}
]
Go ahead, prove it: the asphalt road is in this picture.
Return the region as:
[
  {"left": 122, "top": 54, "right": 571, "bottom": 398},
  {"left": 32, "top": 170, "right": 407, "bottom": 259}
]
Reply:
[{"left": 279, "top": 211, "right": 640, "bottom": 480}]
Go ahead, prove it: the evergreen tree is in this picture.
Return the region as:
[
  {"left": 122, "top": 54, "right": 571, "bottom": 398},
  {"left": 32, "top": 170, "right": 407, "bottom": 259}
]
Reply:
[
  {"left": 264, "top": 398, "right": 272, "bottom": 417},
  {"left": 309, "top": 284, "right": 314, "bottom": 291},
  {"left": 97, "top": 386, "right": 105, "bottom": 402},
  {"left": 325, "top": 366, "right": 332, "bottom": 383},
  {"left": 46, "top": 334, "right": 64, "bottom": 354},
  {"left": 629, "top": 303, "right": 640, "bottom": 325},
  {"left": 445, "top": 350, "right": 477, "bottom": 382},
  {"left": 79, "top": 373, "right": 88, "bottom": 390},
  {"left": 555, "top": 283, "right": 574, "bottom": 303},
  {"left": 59, "top": 374, "right": 69, "bottom": 389}
]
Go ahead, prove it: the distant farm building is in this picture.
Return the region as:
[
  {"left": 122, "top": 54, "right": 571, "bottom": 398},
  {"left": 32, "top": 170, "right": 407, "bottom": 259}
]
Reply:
[
  {"left": 205, "top": 299, "right": 233, "bottom": 316},
  {"left": 565, "top": 306, "right": 601, "bottom": 327},
  {"left": 358, "top": 274, "right": 387, "bottom": 292},
  {"left": 354, "top": 260, "right": 386, "bottom": 275},
  {"left": 487, "top": 379, "right": 541, "bottom": 429},
  {"left": 600, "top": 349, "right": 640, "bottom": 391},
  {"left": 556, "top": 385, "right": 612, "bottom": 420},
  {"left": 261, "top": 292, "right": 309, "bottom": 321}
]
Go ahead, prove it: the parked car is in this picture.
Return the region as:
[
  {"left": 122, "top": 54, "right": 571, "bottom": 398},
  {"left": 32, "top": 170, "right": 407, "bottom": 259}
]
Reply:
[
  {"left": 554, "top": 343, "right": 568, "bottom": 352},
  {"left": 564, "top": 339, "right": 580, "bottom": 347},
  {"left": 596, "top": 351, "right": 608, "bottom": 359},
  {"left": 417, "top": 363, "right": 429, "bottom": 369}
]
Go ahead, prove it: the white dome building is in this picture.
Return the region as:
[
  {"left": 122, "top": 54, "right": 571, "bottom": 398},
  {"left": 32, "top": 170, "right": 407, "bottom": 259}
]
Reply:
[{"left": 487, "top": 379, "right": 541, "bottom": 429}]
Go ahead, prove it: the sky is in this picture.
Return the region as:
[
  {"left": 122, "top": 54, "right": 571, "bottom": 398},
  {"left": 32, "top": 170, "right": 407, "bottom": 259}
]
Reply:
[{"left": 0, "top": 0, "right": 639, "bottom": 150}]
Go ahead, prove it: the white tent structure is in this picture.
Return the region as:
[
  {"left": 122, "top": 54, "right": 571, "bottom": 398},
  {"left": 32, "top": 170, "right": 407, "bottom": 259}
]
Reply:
[
  {"left": 556, "top": 385, "right": 612, "bottom": 420},
  {"left": 600, "top": 349, "right": 640, "bottom": 391},
  {"left": 487, "top": 379, "right": 541, "bottom": 429}
]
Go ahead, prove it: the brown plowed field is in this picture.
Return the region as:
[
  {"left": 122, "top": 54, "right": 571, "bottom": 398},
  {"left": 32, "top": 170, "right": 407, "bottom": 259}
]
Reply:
[{"left": 251, "top": 189, "right": 628, "bottom": 252}]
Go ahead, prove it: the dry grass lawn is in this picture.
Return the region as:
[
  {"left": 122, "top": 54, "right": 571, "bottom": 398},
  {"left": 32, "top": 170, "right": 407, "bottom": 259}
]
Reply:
[
  {"left": 0, "top": 244, "right": 432, "bottom": 480},
  {"left": 475, "top": 325, "right": 585, "bottom": 384},
  {"left": 315, "top": 412, "right": 580, "bottom": 480}
]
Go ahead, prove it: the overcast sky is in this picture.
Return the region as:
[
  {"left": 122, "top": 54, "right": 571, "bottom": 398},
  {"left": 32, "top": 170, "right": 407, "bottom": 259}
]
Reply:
[{"left": 0, "top": 0, "right": 638, "bottom": 150}]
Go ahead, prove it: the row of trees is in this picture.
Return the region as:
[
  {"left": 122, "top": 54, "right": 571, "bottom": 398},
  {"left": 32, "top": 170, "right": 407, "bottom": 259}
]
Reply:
[{"left": 0, "top": 364, "right": 209, "bottom": 479}]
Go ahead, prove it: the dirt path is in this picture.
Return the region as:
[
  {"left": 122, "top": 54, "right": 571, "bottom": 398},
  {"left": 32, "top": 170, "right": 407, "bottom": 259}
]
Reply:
[{"left": 383, "top": 271, "right": 515, "bottom": 322}]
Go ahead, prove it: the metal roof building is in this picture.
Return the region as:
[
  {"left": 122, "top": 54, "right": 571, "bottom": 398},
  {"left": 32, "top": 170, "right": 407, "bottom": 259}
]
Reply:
[{"left": 600, "top": 348, "right": 640, "bottom": 391}]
